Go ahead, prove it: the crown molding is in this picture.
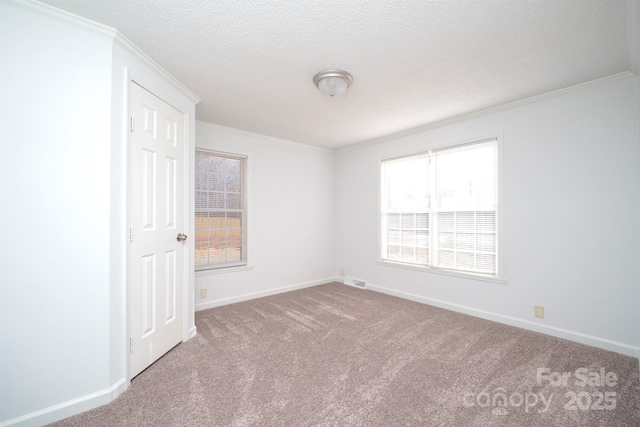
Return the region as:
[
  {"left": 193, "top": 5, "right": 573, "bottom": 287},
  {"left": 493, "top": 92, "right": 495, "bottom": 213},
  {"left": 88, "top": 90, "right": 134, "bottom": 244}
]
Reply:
[
  {"left": 112, "top": 32, "right": 200, "bottom": 104},
  {"left": 195, "top": 121, "right": 333, "bottom": 153},
  {"left": 337, "top": 72, "right": 636, "bottom": 154},
  {"left": 2, "top": 0, "right": 117, "bottom": 39},
  {"left": 3, "top": 0, "right": 200, "bottom": 104}
]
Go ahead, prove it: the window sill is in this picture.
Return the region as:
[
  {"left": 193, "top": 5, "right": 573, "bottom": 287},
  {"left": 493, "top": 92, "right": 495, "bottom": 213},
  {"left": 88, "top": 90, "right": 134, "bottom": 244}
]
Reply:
[
  {"left": 195, "top": 264, "right": 253, "bottom": 276},
  {"left": 377, "top": 260, "right": 507, "bottom": 285}
]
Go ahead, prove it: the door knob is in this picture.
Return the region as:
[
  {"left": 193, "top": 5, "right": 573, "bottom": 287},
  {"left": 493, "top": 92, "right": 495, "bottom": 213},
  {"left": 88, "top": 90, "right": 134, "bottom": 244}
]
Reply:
[{"left": 177, "top": 233, "right": 188, "bottom": 242}]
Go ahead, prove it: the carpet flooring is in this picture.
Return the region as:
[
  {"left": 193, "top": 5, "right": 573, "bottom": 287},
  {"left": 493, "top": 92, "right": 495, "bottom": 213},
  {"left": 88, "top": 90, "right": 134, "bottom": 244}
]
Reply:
[{"left": 51, "top": 282, "right": 640, "bottom": 426}]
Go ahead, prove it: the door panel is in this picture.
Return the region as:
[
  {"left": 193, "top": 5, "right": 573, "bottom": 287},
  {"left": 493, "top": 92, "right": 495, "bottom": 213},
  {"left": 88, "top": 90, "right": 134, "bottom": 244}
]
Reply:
[{"left": 129, "top": 82, "right": 185, "bottom": 379}]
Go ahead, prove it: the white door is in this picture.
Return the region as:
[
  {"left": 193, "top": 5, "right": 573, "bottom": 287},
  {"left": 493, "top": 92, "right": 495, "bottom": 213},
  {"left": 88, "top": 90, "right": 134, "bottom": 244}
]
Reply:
[{"left": 129, "top": 82, "right": 185, "bottom": 379}]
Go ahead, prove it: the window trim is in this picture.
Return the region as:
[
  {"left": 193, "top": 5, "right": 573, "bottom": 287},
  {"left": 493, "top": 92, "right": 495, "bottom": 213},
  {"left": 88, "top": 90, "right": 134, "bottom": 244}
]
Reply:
[
  {"left": 378, "top": 134, "right": 505, "bottom": 282},
  {"left": 194, "top": 142, "right": 252, "bottom": 273}
]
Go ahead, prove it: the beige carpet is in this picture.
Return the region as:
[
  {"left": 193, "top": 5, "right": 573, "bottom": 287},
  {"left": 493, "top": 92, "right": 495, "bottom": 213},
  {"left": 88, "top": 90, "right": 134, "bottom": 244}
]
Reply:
[{"left": 51, "top": 282, "right": 639, "bottom": 426}]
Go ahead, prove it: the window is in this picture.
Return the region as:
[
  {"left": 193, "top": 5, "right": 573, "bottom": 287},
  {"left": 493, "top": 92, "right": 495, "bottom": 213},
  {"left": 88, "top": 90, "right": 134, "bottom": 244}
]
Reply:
[
  {"left": 380, "top": 138, "right": 501, "bottom": 278},
  {"left": 195, "top": 149, "right": 247, "bottom": 270}
]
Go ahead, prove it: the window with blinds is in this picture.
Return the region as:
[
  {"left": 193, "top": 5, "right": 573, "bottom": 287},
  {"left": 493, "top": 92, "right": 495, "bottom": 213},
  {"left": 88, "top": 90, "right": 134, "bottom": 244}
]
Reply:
[
  {"left": 381, "top": 138, "right": 500, "bottom": 277},
  {"left": 195, "top": 149, "right": 247, "bottom": 270}
]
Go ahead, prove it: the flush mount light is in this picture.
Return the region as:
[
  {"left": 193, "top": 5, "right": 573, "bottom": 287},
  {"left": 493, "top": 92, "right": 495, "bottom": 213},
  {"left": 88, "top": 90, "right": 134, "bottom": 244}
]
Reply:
[{"left": 313, "top": 69, "right": 353, "bottom": 97}]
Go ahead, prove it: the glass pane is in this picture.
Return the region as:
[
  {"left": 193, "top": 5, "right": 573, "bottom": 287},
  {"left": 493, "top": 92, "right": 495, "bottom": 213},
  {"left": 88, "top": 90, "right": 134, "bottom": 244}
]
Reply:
[
  {"left": 416, "top": 247, "right": 429, "bottom": 264},
  {"left": 226, "top": 247, "right": 242, "bottom": 262},
  {"left": 227, "top": 212, "right": 242, "bottom": 228},
  {"left": 195, "top": 191, "right": 207, "bottom": 210},
  {"left": 387, "top": 213, "right": 400, "bottom": 228},
  {"left": 223, "top": 157, "right": 240, "bottom": 176},
  {"left": 212, "top": 155, "right": 225, "bottom": 173},
  {"left": 436, "top": 142, "right": 497, "bottom": 210},
  {"left": 228, "top": 228, "right": 242, "bottom": 248},
  {"left": 456, "top": 233, "right": 475, "bottom": 250},
  {"left": 416, "top": 230, "right": 429, "bottom": 246},
  {"left": 476, "top": 233, "right": 496, "bottom": 252},
  {"left": 401, "top": 213, "right": 415, "bottom": 229},
  {"left": 226, "top": 174, "right": 241, "bottom": 192},
  {"left": 438, "top": 212, "right": 454, "bottom": 231},
  {"left": 195, "top": 212, "right": 208, "bottom": 229},
  {"left": 416, "top": 213, "right": 429, "bottom": 229},
  {"left": 456, "top": 251, "right": 474, "bottom": 269},
  {"left": 401, "top": 246, "right": 415, "bottom": 262},
  {"left": 194, "top": 229, "right": 210, "bottom": 266},
  {"left": 383, "top": 155, "right": 429, "bottom": 211},
  {"left": 388, "top": 245, "right": 401, "bottom": 260},
  {"left": 227, "top": 193, "right": 242, "bottom": 210},
  {"left": 209, "top": 230, "right": 227, "bottom": 264},
  {"left": 438, "top": 250, "right": 455, "bottom": 267},
  {"left": 208, "top": 192, "right": 225, "bottom": 209},
  {"left": 438, "top": 232, "right": 454, "bottom": 249},
  {"left": 401, "top": 230, "right": 415, "bottom": 245},
  {"left": 195, "top": 170, "right": 206, "bottom": 191},
  {"left": 208, "top": 249, "right": 226, "bottom": 264},
  {"left": 476, "top": 211, "right": 496, "bottom": 232},
  {"left": 456, "top": 212, "right": 475, "bottom": 233},
  {"left": 477, "top": 253, "right": 496, "bottom": 272},
  {"left": 207, "top": 172, "right": 225, "bottom": 191},
  {"left": 210, "top": 212, "right": 227, "bottom": 229},
  {"left": 210, "top": 230, "right": 227, "bottom": 249}
]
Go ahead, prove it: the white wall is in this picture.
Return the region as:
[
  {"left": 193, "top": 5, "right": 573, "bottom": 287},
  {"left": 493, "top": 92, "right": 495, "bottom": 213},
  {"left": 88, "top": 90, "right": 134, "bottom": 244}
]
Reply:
[
  {"left": 335, "top": 75, "right": 640, "bottom": 355},
  {"left": 0, "top": 1, "right": 114, "bottom": 423},
  {"left": 0, "top": 2, "right": 199, "bottom": 425},
  {"left": 194, "top": 123, "right": 335, "bottom": 310}
]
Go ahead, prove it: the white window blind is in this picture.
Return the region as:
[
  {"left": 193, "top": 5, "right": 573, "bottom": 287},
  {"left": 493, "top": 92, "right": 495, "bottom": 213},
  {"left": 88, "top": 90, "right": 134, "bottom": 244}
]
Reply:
[
  {"left": 381, "top": 139, "right": 499, "bottom": 277},
  {"left": 195, "top": 149, "right": 247, "bottom": 270}
]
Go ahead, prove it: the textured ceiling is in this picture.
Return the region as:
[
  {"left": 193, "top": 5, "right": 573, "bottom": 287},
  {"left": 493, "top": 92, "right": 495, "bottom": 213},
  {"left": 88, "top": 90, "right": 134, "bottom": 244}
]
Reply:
[{"left": 40, "top": 0, "right": 632, "bottom": 150}]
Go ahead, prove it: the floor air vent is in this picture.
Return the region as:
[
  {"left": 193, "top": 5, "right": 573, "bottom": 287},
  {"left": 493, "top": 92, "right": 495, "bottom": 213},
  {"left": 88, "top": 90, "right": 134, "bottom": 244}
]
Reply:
[{"left": 344, "top": 277, "right": 367, "bottom": 289}]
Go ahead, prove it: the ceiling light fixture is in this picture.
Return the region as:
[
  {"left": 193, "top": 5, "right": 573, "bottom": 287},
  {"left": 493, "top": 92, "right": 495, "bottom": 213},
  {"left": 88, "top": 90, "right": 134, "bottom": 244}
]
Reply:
[{"left": 313, "top": 69, "right": 353, "bottom": 97}]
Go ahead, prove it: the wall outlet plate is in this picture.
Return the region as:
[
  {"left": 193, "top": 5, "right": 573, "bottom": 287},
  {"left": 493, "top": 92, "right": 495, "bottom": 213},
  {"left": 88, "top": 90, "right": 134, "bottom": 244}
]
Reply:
[
  {"left": 535, "top": 305, "right": 544, "bottom": 319},
  {"left": 200, "top": 288, "right": 207, "bottom": 299}
]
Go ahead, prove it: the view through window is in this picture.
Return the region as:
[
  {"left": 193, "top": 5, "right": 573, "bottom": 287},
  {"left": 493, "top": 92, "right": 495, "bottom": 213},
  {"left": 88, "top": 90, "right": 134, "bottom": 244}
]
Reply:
[
  {"left": 195, "top": 149, "right": 247, "bottom": 270},
  {"left": 381, "top": 138, "right": 499, "bottom": 277}
]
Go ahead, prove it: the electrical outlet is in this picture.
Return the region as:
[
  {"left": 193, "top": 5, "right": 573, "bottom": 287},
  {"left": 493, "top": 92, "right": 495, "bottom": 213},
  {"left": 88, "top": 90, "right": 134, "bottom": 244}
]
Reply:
[
  {"left": 340, "top": 267, "right": 345, "bottom": 276},
  {"left": 200, "top": 288, "right": 207, "bottom": 299},
  {"left": 534, "top": 305, "right": 544, "bottom": 319}
]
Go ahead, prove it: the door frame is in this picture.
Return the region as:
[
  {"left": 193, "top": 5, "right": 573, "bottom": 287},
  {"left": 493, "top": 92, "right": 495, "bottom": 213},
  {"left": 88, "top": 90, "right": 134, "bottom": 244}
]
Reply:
[{"left": 124, "top": 69, "right": 194, "bottom": 384}]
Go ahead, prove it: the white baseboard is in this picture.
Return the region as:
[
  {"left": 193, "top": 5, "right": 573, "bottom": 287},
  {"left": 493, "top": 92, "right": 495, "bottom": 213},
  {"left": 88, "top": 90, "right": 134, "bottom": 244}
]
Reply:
[
  {"left": 195, "top": 277, "right": 340, "bottom": 311},
  {"left": 364, "top": 282, "right": 640, "bottom": 359},
  {"left": 188, "top": 325, "right": 197, "bottom": 339},
  {"left": 0, "top": 378, "right": 127, "bottom": 427}
]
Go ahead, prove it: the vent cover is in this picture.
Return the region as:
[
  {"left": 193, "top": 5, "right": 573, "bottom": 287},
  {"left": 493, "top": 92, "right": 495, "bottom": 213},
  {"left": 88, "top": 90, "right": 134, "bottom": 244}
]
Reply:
[{"left": 344, "top": 277, "right": 367, "bottom": 289}]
